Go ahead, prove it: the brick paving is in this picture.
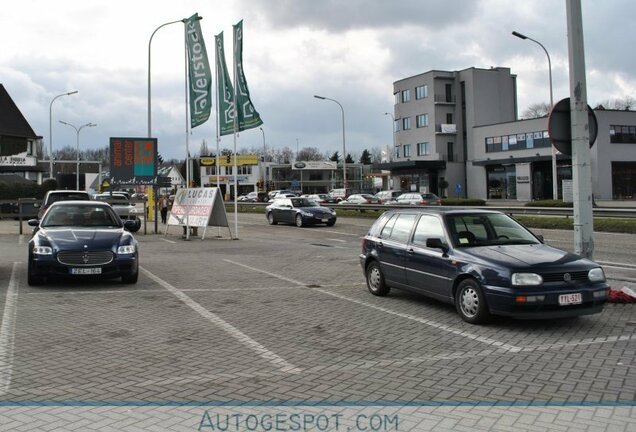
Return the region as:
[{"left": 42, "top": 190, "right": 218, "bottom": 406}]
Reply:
[{"left": 0, "top": 214, "right": 634, "bottom": 430}]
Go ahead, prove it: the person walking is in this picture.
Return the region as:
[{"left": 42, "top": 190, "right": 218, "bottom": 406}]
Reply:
[{"left": 159, "top": 194, "right": 169, "bottom": 224}]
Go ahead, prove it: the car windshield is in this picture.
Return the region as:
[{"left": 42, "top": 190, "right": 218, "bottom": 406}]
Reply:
[
  {"left": 41, "top": 205, "right": 120, "bottom": 228},
  {"left": 447, "top": 213, "right": 540, "bottom": 247},
  {"left": 291, "top": 198, "right": 317, "bottom": 208}
]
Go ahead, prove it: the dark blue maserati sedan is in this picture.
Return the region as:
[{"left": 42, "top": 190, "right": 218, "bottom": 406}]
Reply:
[
  {"left": 27, "top": 201, "right": 139, "bottom": 285},
  {"left": 266, "top": 197, "right": 337, "bottom": 227},
  {"left": 360, "top": 209, "right": 609, "bottom": 324}
]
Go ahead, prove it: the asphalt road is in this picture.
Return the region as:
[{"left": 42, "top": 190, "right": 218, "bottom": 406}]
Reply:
[{"left": 0, "top": 213, "right": 634, "bottom": 431}]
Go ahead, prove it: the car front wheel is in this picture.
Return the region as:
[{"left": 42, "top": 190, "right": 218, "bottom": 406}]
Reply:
[
  {"left": 267, "top": 212, "right": 277, "bottom": 225},
  {"left": 295, "top": 214, "right": 304, "bottom": 227},
  {"left": 27, "top": 259, "right": 43, "bottom": 286},
  {"left": 366, "top": 261, "right": 390, "bottom": 296},
  {"left": 455, "top": 279, "right": 490, "bottom": 324}
]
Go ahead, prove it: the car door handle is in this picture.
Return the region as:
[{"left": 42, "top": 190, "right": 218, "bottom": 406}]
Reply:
[
  {"left": 407, "top": 248, "right": 415, "bottom": 254},
  {"left": 377, "top": 242, "right": 384, "bottom": 249}
]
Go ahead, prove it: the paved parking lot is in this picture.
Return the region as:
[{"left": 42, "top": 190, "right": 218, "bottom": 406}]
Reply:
[{"left": 0, "top": 213, "right": 634, "bottom": 431}]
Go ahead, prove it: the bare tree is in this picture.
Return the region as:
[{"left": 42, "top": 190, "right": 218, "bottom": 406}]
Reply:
[
  {"left": 198, "top": 139, "right": 210, "bottom": 156},
  {"left": 594, "top": 96, "right": 635, "bottom": 111},
  {"left": 297, "top": 147, "right": 323, "bottom": 161},
  {"left": 521, "top": 102, "right": 551, "bottom": 119}
]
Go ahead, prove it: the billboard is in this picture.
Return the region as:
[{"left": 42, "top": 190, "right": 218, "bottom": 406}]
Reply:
[{"left": 109, "top": 138, "right": 158, "bottom": 185}]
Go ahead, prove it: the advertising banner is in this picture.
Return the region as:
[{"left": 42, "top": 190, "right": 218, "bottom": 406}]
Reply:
[
  {"left": 167, "top": 187, "right": 228, "bottom": 228},
  {"left": 109, "top": 137, "right": 157, "bottom": 185},
  {"left": 186, "top": 13, "right": 212, "bottom": 128}
]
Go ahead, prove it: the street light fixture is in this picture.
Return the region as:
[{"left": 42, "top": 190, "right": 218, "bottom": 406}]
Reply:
[
  {"left": 147, "top": 18, "right": 187, "bottom": 138},
  {"left": 49, "top": 91, "right": 78, "bottom": 179},
  {"left": 512, "top": 30, "right": 558, "bottom": 200},
  {"left": 59, "top": 121, "right": 97, "bottom": 190},
  {"left": 314, "top": 95, "right": 347, "bottom": 189}
]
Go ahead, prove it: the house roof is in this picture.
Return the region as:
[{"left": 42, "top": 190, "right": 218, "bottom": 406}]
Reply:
[{"left": 0, "top": 84, "right": 40, "bottom": 139}]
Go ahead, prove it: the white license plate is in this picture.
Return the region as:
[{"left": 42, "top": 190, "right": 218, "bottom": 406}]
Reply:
[
  {"left": 321, "top": 219, "right": 329, "bottom": 222},
  {"left": 70, "top": 267, "right": 102, "bottom": 275},
  {"left": 559, "top": 293, "right": 582, "bottom": 305}
]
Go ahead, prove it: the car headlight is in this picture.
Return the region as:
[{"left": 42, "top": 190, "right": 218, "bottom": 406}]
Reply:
[
  {"left": 512, "top": 273, "right": 543, "bottom": 286},
  {"left": 300, "top": 211, "right": 313, "bottom": 217},
  {"left": 33, "top": 246, "right": 53, "bottom": 255},
  {"left": 588, "top": 267, "right": 606, "bottom": 283},
  {"left": 117, "top": 245, "right": 136, "bottom": 254}
]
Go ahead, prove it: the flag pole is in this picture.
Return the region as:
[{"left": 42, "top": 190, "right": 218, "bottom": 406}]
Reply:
[
  {"left": 232, "top": 25, "right": 239, "bottom": 240},
  {"left": 183, "top": 21, "right": 191, "bottom": 240},
  {"left": 214, "top": 34, "right": 222, "bottom": 238}
]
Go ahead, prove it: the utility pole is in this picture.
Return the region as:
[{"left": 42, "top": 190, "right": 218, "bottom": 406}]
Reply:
[{"left": 567, "top": 0, "right": 594, "bottom": 259}]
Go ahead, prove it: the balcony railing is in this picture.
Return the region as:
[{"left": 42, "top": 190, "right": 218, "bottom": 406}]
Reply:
[
  {"left": 434, "top": 94, "right": 456, "bottom": 103},
  {"left": 436, "top": 123, "right": 457, "bottom": 134}
]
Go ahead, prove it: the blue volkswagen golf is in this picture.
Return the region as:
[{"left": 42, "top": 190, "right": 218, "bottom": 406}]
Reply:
[{"left": 360, "top": 209, "right": 609, "bottom": 324}]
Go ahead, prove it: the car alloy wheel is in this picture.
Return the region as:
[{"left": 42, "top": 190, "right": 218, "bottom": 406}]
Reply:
[
  {"left": 366, "top": 261, "right": 390, "bottom": 296},
  {"left": 267, "top": 212, "right": 277, "bottom": 225},
  {"left": 456, "top": 279, "right": 490, "bottom": 324},
  {"left": 295, "top": 214, "right": 304, "bottom": 227}
]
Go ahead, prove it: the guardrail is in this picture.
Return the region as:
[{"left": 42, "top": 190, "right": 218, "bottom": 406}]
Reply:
[{"left": 232, "top": 201, "right": 636, "bottom": 219}]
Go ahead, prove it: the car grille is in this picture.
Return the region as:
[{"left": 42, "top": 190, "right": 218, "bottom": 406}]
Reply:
[
  {"left": 541, "top": 271, "right": 589, "bottom": 283},
  {"left": 57, "top": 251, "right": 114, "bottom": 266}
]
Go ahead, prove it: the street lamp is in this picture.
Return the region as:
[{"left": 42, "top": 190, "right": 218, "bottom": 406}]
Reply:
[
  {"left": 59, "top": 121, "right": 97, "bottom": 190},
  {"left": 512, "top": 30, "right": 558, "bottom": 200},
  {"left": 384, "top": 112, "right": 396, "bottom": 161},
  {"left": 147, "top": 18, "right": 187, "bottom": 138},
  {"left": 49, "top": 91, "right": 78, "bottom": 179},
  {"left": 314, "top": 95, "right": 347, "bottom": 189},
  {"left": 259, "top": 127, "right": 267, "bottom": 188}
]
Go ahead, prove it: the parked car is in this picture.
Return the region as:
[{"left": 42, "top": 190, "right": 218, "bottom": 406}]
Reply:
[
  {"left": 267, "top": 190, "right": 296, "bottom": 201},
  {"left": 35, "top": 190, "right": 91, "bottom": 219},
  {"left": 374, "top": 190, "right": 403, "bottom": 204},
  {"left": 338, "top": 194, "right": 380, "bottom": 205},
  {"left": 266, "top": 197, "right": 337, "bottom": 227},
  {"left": 301, "top": 194, "right": 336, "bottom": 204},
  {"left": 360, "top": 208, "right": 609, "bottom": 324},
  {"left": 238, "top": 191, "right": 260, "bottom": 202},
  {"left": 93, "top": 193, "right": 142, "bottom": 232},
  {"left": 27, "top": 201, "right": 139, "bottom": 285},
  {"left": 267, "top": 193, "right": 297, "bottom": 203},
  {"left": 394, "top": 192, "right": 442, "bottom": 206}
]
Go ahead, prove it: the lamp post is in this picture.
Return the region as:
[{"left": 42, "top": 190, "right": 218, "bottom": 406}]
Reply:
[
  {"left": 259, "top": 127, "right": 267, "bottom": 189},
  {"left": 314, "top": 95, "right": 347, "bottom": 189},
  {"left": 512, "top": 30, "right": 558, "bottom": 200},
  {"left": 384, "top": 112, "right": 396, "bottom": 161},
  {"left": 59, "top": 121, "right": 97, "bottom": 190},
  {"left": 49, "top": 91, "right": 78, "bottom": 179},
  {"left": 148, "top": 19, "right": 186, "bottom": 138}
]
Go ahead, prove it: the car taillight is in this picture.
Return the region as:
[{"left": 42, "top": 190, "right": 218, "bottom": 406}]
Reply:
[{"left": 421, "top": 200, "right": 428, "bottom": 205}]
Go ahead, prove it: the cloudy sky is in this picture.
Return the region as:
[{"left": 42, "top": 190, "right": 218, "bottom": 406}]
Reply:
[{"left": 2, "top": 0, "right": 635, "bottom": 161}]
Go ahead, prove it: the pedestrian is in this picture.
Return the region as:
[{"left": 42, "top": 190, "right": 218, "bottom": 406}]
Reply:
[{"left": 159, "top": 194, "right": 169, "bottom": 224}]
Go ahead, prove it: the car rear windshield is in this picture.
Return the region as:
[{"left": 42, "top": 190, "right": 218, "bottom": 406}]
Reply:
[{"left": 48, "top": 193, "right": 90, "bottom": 204}]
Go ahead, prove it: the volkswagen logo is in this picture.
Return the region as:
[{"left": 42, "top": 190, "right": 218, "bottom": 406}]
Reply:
[{"left": 563, "top": 273, "right": 572, "bottom": 282}]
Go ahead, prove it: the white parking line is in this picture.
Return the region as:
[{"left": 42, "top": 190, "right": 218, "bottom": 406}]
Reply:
[
  {"left": 0, "top": 262, "right": 19, "bottom": 395},
  {"left": 224, "top": 259, "right": 523, "bottom": 352},
  {"left": 139, "top": 266, "right": 301, "bottom": 375}
]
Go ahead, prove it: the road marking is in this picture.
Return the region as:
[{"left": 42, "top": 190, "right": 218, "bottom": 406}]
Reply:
[
  {"left": 159, "top": 238, "right": 177, "bottom": 244},
  {"left": 224, "top": 259, "right": 523, "bottom": 352},
  {"left": 0, "top": 262, "right": 19, "bottom": 395},
  {"left": 139, "top": 266, "right": 301, "bottom": 375},
  {"left": 321, "top": 230, "right": 361, "bottom": 237}
]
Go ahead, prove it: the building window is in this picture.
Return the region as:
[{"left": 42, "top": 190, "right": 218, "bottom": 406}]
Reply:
[
  {"left": 447, "top": 142, "right": 454, "bottom": 161},
  {"left": 404, "top": 144, "right": 412, "bottom": 157},
  {"left": 395, "top": 146, "right": 401, "bottom": 159},
  {"left": 237, "top": 165, "right": 252, "bottom": 175},
  {"left": 394, "top": 119, "right": 400, "bottom": 133},
  {"left": 206, "top": 166, "right": 217, "bottom": 175},
  {"left": 226, "top": 166, "right": 233, "bottom": 175},
  {"left": 446, "top": 113, "right": 453, "bottom": 124},
  {"left": 610, "top": 125, "right": 636, "bottom": 143},
  {"left": 401, "top": 89, "right": 410, "bottom": 103},
  {"left": 416, "top": 114, "right": 429, "bottom": 128},
  {"left": 417, "top": 142, "right": 429, "bottom": 156},
  {"left": 402, "top": 117, "right": 411, "bottom": 130},
  {"left": 416, "top": 85, "right": 428, "bottom": 100},
  {"left": 485, "top": 131, "right": 550, "bottom": 153},
  {"left": 394, "top": 92, "right": 399, "bottom": 105}
]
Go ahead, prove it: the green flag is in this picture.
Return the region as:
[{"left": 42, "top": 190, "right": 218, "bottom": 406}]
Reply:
[
  {"left": 233, "top": 20, "right": 263, "bottom": 132},
  {"left": 185, "top": 13, "right": 212, "bottom": 128},
  {"left": 215, "top": 32, "right": 235, "bottom": 136}
]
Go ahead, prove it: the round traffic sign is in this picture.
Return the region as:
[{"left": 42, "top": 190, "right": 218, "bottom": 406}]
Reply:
[{"left": 548, "top": 97, "right": 597, "bottom": 156}]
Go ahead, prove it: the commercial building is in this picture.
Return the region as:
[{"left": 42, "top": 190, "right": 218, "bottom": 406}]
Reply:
[{"left": 377, "top": 67, "right": 636, "bottom": 201}]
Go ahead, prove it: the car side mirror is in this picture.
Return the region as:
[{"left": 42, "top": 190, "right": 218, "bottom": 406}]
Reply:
[
  {"left": 28, "top": 219, "right": 40, "bottom": 227},
  {"left": 426, "top": 237, "right": 449, "bottom": 253},
  {"left": 123, "top": 220, "right": 137, "bottom": 232}
]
